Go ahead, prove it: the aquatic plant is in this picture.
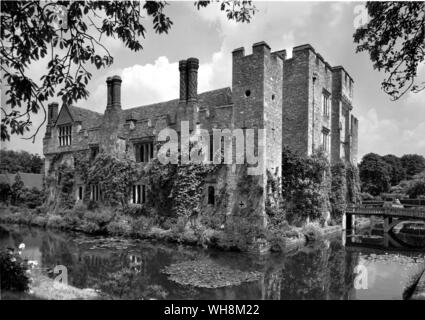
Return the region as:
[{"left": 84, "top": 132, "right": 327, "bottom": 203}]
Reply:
[{"left": 162, "top": 259, "right": 262, "bottom": 288}]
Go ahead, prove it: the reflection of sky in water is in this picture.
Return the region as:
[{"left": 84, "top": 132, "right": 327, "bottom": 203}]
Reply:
[
  {"left": 356, "top": 254, "right": 424, "bottom": 300},
  {"left": 1, "top": 224, "right": 424, "bottom": 300}
]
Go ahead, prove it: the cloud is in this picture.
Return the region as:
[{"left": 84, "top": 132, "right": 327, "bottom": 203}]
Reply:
[{"left": 358, "top": 108, "right": 425, "bottom": 159}]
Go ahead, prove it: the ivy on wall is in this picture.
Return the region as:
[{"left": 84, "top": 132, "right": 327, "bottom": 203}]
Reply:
[
  {"left": 330, "top": 162, "right": 347, "bottom": 222},
  {"left": 87, "top": 153, "right": 140, "bottom": 207},
  {"left": 281, "top": 146, "right": 331, "bottom": 225},
  {"left": 346, "top": 163, "right": 361, "bottom": 204},
  {"left": 144, "top": 158, "right": 219, "bottom": 218}
]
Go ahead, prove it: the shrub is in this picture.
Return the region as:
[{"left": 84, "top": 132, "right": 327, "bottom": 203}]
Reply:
[
  {"left": 32, "top": 215, "right": 48, "bottom": 228},
  {"left": 159, "top": 216, "right": 177, "bottom": 230},
  {"left": 63, "top": 214, "right": 82, "bottom": 230},
  {"left": 131, "top": 216, "right": 154, "bottom": 236},
  {"left": 219, "top": 215, "right": 265, "bottom": 251},
  {"left": 34, "top": 204, "right": 48, "bottom": 215},
  {"left": 72, "top": 202, "right": 87, "bottom": 219},
  {"left": 200, "top": 213, "right": 224, "bottom": 230},
  {"left": 107, "top": 217, "right": 132, "bottom": 236},
  {"left": 18, "top": 187, "right": 45, "bottom": 209},
  {"left": 46, "top": 215, "right": 67, "bottom": 229},
  {"left": 124, "top": 204, "right": 147, "bottom": 218},
  {"left": 301, "top": 222, "right": 324, "bottom": 242},
  {"left": 83, "top": 208, "right": 115, "bottom": 229},
  {"left": 0, "top": 248, "right": 30, "bottom": 292},
  {"left": 171, "top": 216, "right": 187, "bottom": 234},
  {"left": 80, "top": 221, "right": 101, "bottom": 234}
]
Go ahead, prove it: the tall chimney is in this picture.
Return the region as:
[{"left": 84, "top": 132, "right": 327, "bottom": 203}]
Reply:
[
  {"left": 106, "top": 77, "right": 112, "bottom": 108},
  {"left": 179, "top": 60, "right": 188, "bottom": 102},
  {"left": 110, "top": 75, "right": 122, "bottom": 109},
  {"left": 187, "top": 58, "right": 199, "bottom": 102},
  {"left": 47, "top": 102, "right": 59, "bottom": 124},
  {"left": 45, "top": 102, "right": 59, "bottom": 138}
]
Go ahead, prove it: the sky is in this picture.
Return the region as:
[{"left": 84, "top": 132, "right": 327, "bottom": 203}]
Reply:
[{"left": 2, "top": 1, "right": 425, "bottom": 160}]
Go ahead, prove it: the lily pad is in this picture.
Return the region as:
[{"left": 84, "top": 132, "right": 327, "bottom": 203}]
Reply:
[{"left": 162, "top": 259, "right": 262, "bottom": 288}]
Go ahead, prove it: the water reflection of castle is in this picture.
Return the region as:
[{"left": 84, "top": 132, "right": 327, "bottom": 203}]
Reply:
[{"left": 80, "top": 250, "right": 144, "bottom": 274}]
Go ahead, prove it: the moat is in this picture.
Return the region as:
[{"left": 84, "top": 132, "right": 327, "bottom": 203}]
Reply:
[{"left": 1, "top": 223, "right": 424, "bottom": 300}]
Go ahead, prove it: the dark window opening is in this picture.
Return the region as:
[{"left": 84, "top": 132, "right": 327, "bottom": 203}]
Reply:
[
  {"left": 245, "top": 90, "right": 251, "bottom": 97},
  {"left": 209, "top": 134, "right": 214, "bottom": 162},
  {"left": 90, "top": 146, "right": 99, "bottom": 160},
  {"left": 78, "top": 186, "right": 83, "bottom": 201},
  {"left": 135, "top": 142, "right": 154, "bottom": 163},
  {"left": 207, "top": 186, "right": 215, "bottom": 205},
  {"left": 272, "top": 94, "right": 275, "bottom": 100}
]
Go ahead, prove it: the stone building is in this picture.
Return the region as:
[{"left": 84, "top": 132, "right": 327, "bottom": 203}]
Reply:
[
  {"left": 281, "top": 44, "right": 359, "bottom": 163},
  {"left": 43, "top": 41, "right": 359, "bottom": 219}
]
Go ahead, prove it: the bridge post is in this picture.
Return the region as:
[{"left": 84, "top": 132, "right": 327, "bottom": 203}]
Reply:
[
  {"left": 345, "top": 213, "right": 353, "bottom": 233},
  {"left": 383, "top": 216, "right": 393, "bottom": 233}
]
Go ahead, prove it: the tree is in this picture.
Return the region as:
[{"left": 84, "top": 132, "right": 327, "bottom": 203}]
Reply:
[
  {"left": 0, "top": 182, "right": 11, "bottom": 203},
  {"left": 358, "top": 153, "right": 391, "bottom": 196},
  {"left": 0, "top": 149, "right": 44, "bottom": 173},
  {"left": 406, "top": 179, "right": 425, "bottom": 199},
  {"left": 382, "top": 154, "right": 406, "bottom": 186},
  {"left": 400, "top": 154, "right": 425, "bottom": 180},
  {"left": 10, "top": 173, "right": 24, "bottom": 205},
  {"left": 353, "top": 2, "right": 425, "bottom": 100},
  {"left": 1, "top": 1, "right": 256, "bottom": 142}
]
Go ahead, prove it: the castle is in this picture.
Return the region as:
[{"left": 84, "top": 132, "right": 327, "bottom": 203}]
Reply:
[{"left": 43, "top": 41, "right": 359, "bottom": 221}]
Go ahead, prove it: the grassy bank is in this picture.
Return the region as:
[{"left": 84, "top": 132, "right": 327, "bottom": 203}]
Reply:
[{"left": 0, "top": 204, "right": 339, "bottom": 253}]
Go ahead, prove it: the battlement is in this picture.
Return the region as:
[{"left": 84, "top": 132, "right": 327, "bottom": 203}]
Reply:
[{"left": 232, "top": 41, "right": 285, "bottom": 62}]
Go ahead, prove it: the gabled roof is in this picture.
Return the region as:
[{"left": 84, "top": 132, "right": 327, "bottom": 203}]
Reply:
[
  {"left": 68, "top": 105, "right": 103, "bottom": 128},
  {"left": 56, "top": 104, "right": 103, "bottom": 129},
  {"left": 0, "top": 172, "right": 43, "bottom": 190}
]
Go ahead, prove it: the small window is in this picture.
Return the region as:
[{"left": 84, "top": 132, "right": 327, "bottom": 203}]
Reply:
[
  {"left": 322, "top": 93, "right": 330, "bottom": 117},
  {"left": 271, "top": 94, "right": 275, "bottom": 101},
  {"left": 321, "top": 129, "right": 330, "bottom": 153},
  {"left": 131, "top": 184, "right": 147, "bottom": 204},
  {"left": 245, "top": 90, "right": 251, "bottom": 97},
  {"left": 135, "top": 142, "right": 154, "bottom": 163},
  {"left": 90, "top": 184, "right": 100, "bottom": 201},
  {"left": 207, "top": 186, "right": 215, "bottom": 205},
  {"left": 58, "top": 125, "right": 72, "bottom": 146},
  {"left": 77, "top": 186, "right": 83, "bottom": 201},
  {"left": 209, "top": 134, "right": 214, "bottom": 162}
]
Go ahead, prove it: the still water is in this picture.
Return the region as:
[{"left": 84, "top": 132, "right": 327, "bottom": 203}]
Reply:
[{"left": 1, "top": 223, "right": 424, "bottom": 300}]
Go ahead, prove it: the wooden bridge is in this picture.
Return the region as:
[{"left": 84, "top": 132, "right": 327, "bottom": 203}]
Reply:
[
  {"left": 345, "top": 206, "right": 425, "bottom": 248},
  {"left": 346, "top": 206, "right": 425, "bottom": 232}
]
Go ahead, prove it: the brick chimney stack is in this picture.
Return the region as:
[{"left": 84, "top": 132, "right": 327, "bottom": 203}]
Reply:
[
  {"left": 106, "top": 77, "right": 112, "bottom": 108},
  {"left": 179, "top": 60, "right": 188, "bottom": 102},
  {"left": 109, "top": 75, "right": 122, "bottom": 109},
  {"left": 45, "top": 102, "right": 59, "bottom": 137},
  {"left": 187, "top": 57, "right": 199, "bottom": 102}
]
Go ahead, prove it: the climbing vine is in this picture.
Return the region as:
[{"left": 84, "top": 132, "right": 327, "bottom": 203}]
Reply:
[
  {"left": 281, "top": 146, "right": 331, "bottom": 225},
  {"left": 346, "top": 163, "right": 361, "bottom": 205},
  {"left": 57, "top": 163, "right": 75, "bottom": 210},
  {"left": 87, "top": 152, "right": 141, "bottom": 207},
  {"left": 330, "top": 161, "right": 347, "bottom": 222},
  {"left": 145, "top": 158, "right": 219, "bottom": 218}
]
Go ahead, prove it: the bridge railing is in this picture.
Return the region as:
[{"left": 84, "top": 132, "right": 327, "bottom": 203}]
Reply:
[{"left": 347, "top": 205, "right": 425, "bottom": 219}]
